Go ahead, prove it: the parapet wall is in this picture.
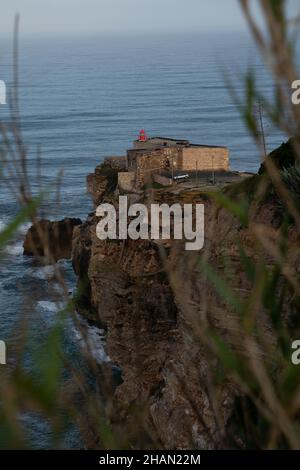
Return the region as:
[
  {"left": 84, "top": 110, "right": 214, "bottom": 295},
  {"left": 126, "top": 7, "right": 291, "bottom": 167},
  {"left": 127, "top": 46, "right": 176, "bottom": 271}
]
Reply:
[
  {"left": 180, "top": 147, "right": 229, "bottom": 172},
  {"left": 133, "top": 137, "right": 189, "bottom": 150}
]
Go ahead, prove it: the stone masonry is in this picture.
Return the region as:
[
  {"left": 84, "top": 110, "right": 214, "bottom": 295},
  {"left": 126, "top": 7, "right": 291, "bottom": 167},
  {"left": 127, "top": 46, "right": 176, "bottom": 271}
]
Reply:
[{"left": 127, "top": 138, "right": 229, "bottom": 185}]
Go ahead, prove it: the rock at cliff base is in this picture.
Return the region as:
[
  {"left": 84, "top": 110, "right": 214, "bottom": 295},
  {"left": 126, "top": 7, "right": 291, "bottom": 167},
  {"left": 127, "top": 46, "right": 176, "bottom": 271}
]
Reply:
[{"left": 23, "top": 217, "right": 82, "bottom": 262}]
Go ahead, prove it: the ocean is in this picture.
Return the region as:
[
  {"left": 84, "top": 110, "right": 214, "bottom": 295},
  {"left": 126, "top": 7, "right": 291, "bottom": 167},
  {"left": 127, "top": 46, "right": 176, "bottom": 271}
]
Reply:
[{"left": 0, "top": 32, "right": 286, "bottom": 448}]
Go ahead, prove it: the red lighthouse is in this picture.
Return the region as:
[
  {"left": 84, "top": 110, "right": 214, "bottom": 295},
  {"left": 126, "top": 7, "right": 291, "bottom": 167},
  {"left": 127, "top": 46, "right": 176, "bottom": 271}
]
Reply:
[{"left": 138, "top": 129, "right": 148, "bottom": 142}]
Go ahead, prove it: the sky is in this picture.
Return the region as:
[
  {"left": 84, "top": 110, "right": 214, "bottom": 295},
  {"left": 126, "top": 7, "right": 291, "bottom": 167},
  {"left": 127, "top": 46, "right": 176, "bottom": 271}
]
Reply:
[
  {"left": 0, "top": 0, "right": 255, "bottom": 37},
  {"left": 0, "top": 0, "right": 299, "bottom": 37}
]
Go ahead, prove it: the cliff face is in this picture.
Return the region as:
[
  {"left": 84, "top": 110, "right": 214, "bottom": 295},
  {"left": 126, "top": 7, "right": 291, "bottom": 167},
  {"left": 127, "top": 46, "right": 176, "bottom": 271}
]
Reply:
[
  {"left": 72, "top": 162, "right": 299, "bottom": 449},
  {"left": 24, "top": 217, "right": 82, "bottom": 261}
]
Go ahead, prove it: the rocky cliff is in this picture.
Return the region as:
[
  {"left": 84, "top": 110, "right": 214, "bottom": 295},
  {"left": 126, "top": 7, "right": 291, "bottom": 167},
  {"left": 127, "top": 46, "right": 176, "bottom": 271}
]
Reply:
[
  {"left": 72, "top": 157, "right": 299, "bottom": 449},
  {"left": 24, "top": 217, "right": 82, "bottom": 261}
]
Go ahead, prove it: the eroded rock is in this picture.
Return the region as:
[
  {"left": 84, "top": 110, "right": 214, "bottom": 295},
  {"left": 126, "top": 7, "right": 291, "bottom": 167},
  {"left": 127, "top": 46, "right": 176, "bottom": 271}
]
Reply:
[{"left": 24, "top": 217, "right": 82, "bottom": 261}]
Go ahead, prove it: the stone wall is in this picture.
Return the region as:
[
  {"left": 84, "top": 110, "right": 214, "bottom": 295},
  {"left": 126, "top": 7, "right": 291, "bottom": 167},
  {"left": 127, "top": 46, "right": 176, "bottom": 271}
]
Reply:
[
  {"left": 180, "top": 147, "right": 229, "bottom": 171},
  {"left": 104, "top": 156, "right": 127, "bottom": 170},
  {"left": 128, "top": 145, "right": 230, "bottom": 186},
  {"left": 127, "top": 149, "right": 139, "bottom": 171},
  {"left": 118, "top": 172, "right": 135, "bottom": 193},
  {"left": 133, "top": 147, "right": 180, "bottom": 185}
]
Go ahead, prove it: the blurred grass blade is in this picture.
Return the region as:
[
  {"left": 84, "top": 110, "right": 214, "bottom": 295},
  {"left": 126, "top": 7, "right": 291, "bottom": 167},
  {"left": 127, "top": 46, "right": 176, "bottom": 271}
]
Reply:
[
  {"left": 0, "top": 195, "right": 42, "bottom": 249},
  {"left": 208, "top": 190, "right": 249, "bottom": 226},
  {"left": 199, "top": 258, "right": 244, "bottom": 312}
]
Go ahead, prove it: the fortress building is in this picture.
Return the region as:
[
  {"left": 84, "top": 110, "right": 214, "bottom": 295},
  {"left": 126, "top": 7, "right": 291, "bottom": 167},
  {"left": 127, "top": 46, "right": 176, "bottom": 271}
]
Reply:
[
  {"left": 127, "top": 131, "right": 230, "bottom": 185},
  {"left": 104, "top": 131, "right": 231, "bottom": 190}
]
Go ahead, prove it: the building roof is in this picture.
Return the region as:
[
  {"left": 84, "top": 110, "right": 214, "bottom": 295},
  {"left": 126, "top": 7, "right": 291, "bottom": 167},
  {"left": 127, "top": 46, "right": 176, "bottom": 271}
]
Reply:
[
  {"left": 150, "top": 136, "right": 189, "bottom": 143},
  {"left": 189, "top": 144, "right": 228, "bottom": 149},
  {"left": 133, "top": 136, "right": 227, "bottom": 150},
  {"left": 133, "top": 136, "right": 189, "bottom": 145}
]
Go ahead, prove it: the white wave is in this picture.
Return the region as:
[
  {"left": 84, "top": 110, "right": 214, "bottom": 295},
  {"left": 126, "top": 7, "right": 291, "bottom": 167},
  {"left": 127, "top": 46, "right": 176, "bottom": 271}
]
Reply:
[
  {"left": 26, "top": 265, "right": 56, "bottom": 280},
  {"left": 72, "top": 317, "right": 110, "bottom": 364},
  {"left": 0, "top": 216, "right": 9, "bottom": 232},
  {"left": 5, "top": 241, "right": 24, "bottom": 256},
  {"left": 18, "top": 222, "right": 32, "bottom": 235},
  {"left": 0, "top": 217, "right": 31, "bottom": 235},
  {"left": 0, "top": 217, "right": 31, "bottom": 258},
  {"left": 37, "top": 302, "right": 110, "bottom": 363},
  {"left": 36, "top": 300, "right": 66, "bottom": 328},
  {"left": 37, "top": 300, "right": 63, "bottom": 313}
]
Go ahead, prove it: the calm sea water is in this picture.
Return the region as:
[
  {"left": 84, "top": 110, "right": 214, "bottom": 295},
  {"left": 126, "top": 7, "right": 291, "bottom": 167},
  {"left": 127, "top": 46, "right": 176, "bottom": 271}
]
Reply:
[{"left": 0, "top": 33, "right": 286, "bottom": 448}]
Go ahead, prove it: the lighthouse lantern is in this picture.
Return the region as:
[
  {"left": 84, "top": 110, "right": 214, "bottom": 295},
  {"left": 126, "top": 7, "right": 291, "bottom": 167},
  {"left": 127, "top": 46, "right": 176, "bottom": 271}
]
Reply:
[{"left": 139, "top": 129, "right": 148, "bottom": 142}]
